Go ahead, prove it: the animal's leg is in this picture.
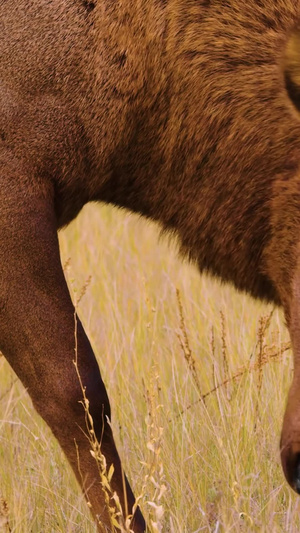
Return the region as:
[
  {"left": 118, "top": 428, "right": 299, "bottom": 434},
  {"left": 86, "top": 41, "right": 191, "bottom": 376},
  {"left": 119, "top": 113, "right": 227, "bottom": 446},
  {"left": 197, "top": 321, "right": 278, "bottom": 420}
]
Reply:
[
  {"left": 265, "top": 182, "right": 300, "bottom": 495},
  {"left": 279, "top": 252, "right": 300, "bottom": 495},
  {"left": 0, "top": 159, "right": 145, "bottom": 532}
]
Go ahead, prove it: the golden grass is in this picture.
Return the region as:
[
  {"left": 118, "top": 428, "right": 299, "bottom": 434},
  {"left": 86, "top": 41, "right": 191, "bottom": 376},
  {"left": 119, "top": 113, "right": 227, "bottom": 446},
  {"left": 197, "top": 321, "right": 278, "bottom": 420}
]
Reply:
[{"left": 0, "top": 203, "right": 299, "bottom": 532}]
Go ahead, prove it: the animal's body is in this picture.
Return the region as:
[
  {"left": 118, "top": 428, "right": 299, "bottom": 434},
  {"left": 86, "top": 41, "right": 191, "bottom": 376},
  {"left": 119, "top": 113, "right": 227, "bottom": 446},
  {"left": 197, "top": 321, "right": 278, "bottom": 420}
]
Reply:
[{"left": 2, "top": 1, "right": 300, "bottom": 531}]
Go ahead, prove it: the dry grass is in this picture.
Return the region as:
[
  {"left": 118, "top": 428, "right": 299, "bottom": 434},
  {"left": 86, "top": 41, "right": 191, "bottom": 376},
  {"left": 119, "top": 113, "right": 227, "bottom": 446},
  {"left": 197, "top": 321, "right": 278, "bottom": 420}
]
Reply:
[{"left": 0, "top": 203, "right": 299, "bottom": 532}]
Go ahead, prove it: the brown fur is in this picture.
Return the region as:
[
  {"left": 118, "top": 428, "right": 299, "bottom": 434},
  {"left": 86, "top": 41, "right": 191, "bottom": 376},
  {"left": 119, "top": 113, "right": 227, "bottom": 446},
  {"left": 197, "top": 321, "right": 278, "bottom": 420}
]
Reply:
[{"left": 2, "top": 1, "right": 300, "bottom": 531}]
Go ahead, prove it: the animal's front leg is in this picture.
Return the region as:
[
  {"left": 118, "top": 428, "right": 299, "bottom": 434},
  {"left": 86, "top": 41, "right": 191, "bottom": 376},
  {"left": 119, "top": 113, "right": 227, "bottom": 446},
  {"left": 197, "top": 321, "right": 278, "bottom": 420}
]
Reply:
[
  {"left": 280, "top": 253, "right": 300, "bottom": 495},
  {"left": 0, "top": 156, "right": 146, "bottom": 532},
  {"left": 265, "top": 178, "right": 300, "bottom": 495}
]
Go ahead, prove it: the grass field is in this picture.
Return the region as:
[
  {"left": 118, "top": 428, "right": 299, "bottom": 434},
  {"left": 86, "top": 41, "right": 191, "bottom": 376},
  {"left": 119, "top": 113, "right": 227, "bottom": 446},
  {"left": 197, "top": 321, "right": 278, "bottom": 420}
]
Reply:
[{"left": 0, "top": 203, "right": 299, "bottom": 532}]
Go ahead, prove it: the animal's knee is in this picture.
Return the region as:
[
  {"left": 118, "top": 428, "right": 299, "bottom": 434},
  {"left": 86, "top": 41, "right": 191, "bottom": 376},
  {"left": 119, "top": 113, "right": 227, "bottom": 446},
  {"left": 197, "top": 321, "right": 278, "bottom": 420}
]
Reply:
[{"left": 31, "top": 362, "right": 111, "bottom": 443}]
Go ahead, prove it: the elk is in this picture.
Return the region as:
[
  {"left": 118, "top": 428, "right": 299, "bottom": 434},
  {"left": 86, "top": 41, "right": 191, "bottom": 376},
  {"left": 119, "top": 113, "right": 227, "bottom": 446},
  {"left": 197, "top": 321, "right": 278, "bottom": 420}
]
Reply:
[{"left": 2, "top": 1, "right": 300, "bottom": 531}]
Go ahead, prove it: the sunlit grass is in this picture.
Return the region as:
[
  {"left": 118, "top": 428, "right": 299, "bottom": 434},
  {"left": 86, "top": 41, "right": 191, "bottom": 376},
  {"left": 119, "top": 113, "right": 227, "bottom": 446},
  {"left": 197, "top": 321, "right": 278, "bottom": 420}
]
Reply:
[{"left": 0, "top": 203, "right": 299, "bottom": 532}]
